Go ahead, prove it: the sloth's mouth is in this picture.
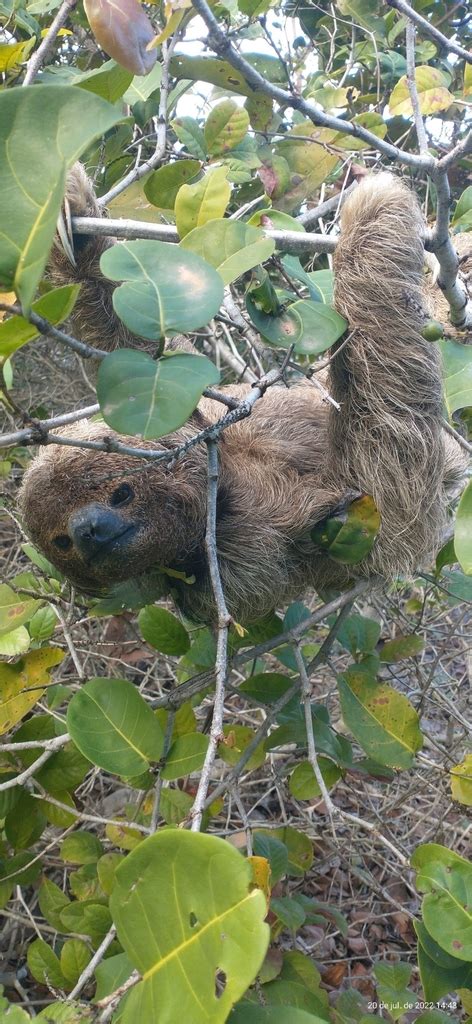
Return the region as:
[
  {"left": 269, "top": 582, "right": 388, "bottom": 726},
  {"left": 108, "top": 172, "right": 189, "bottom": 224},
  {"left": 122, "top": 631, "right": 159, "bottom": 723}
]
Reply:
[{"left": 88, "top": 523, "right": 138, "bottom": 565}]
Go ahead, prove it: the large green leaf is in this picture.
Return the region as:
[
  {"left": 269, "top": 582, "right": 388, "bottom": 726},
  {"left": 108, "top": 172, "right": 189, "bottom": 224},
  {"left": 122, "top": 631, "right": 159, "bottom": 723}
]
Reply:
[
  {"left": 0, "top": 285, "right": 80, "bottom": 359},
  {"left": 66, "top": 677, "right": 164, "bottom": 776},
  {"left": 246, "top": 292, "right": 346, "bottom": 353},
  {"left": 0, "top": 85, "right": 120, "bottom": 309},
  {"left": 439, "top": 338, "right": 472, "bottom": 416},
  {"left": 100, "top": 240, "right": 224, "bottom": 338},
  {"left": 144, "top": 160, "right": 201, "bottom": 210},
  {"left": 337, "top": 663, "right": 423, "bottom": 769},
  {"left": 204, "top": 99, "right": 250, "bottom": 156},
  {"left": 180, "top": 219, "right": 275, "bottom": 285},
  {"left": 74, "top": 59, "right": 133, "bottom": 102},
  {"left": 455, "top": 480, "right": 472, "bottom": 576},
  {"left": 97, "top": 349, "right": 220, "bottom": 438},
  {"left": 175, "top": 165, "right": 231, "bottom": 238},
  {"left": 412, "top": 843, "right": 472, "bottom": 962},
  {"left": 109, "top": 831, "right": 269, "bottom": 1023},
  {"left": 138, "top": 606, "right": 190, "bottom": 655}
]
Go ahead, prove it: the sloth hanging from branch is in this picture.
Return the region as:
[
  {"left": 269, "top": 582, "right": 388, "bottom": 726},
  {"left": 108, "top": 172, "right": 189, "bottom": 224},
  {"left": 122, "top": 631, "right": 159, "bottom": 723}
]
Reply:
[{"left": 19, "top": 166, "right": 467, "bottom": 624}]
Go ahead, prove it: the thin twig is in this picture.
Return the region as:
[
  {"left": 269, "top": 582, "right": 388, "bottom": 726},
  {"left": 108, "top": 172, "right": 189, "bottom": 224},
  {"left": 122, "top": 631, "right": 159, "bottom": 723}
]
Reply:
[
  {"left": 190, "top": 439, "right": 231, "bottom": 831},
  {"left": 405, "top": 21, "right": 429, "bottom": 155},
  {"left": 67, "top": 926, "right": 117, "bottom": 1001},
  {"left": 0, "top": 734, "right": 70, "bottom": 793}
]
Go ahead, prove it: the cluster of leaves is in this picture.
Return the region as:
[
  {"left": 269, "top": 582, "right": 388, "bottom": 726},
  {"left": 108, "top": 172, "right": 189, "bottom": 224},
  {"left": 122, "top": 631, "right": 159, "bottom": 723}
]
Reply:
[{"left": 0, "top": 0, "right": 471, "bottom": 1020}]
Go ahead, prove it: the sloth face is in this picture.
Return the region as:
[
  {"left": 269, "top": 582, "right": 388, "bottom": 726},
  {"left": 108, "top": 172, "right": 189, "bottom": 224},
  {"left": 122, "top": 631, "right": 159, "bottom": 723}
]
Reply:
[{"left": 18, "top": 422, "right": 208, "bottom": 595}]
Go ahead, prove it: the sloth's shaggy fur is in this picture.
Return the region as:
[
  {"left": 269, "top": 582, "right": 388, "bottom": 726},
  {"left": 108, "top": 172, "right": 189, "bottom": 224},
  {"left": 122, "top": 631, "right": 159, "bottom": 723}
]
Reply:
[{"left": 19, "top": 170, "right": 466, "bottom": 623}]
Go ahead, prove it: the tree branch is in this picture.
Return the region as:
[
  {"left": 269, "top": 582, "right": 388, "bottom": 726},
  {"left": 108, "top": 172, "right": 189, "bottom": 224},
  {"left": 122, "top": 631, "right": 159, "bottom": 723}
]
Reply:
[
  {"left": 430, "top": 165, "right": 472, "bottom": 329},
  {"left": 385, "top": 0, "right": 472, "bottom": 64},
  {"left": 190, "top": 0, "right": 435, "bottom": 169},
  {"left": 405, "top": 21, "right": 428, "bottom": 155},
  {"left": 22, "top": 0, "right": 78, "bottom": 86}
]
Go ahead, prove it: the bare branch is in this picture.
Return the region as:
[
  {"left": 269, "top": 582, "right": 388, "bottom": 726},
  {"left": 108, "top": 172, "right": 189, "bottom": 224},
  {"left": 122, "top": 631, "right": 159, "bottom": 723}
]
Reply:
[
  {"left": 190, "top": 0, "right": 435, "bottom": 169},
  {"left": 71, "top": 215, "right": 337, "bottom": 255},
  {"left": 0, "top": 403, "right": 99, "bottom": 450},
  {"left": 298, "top": 181, "right": 357, "bottom": 228},
  {"left": 385, "top": 0, "right": 472, "bottom": 64},
  {"left": 430, "top": 166, "right": 472, "bottom": 329},
  {"left": 190, "top": 439, "right": 231, "bottom": 832},
  {"left": 0, "top": 734, "right": 70, "bottom": 792},
  {"left": 67, "top": 926, "right": 117, "bottom": 1001},
  {"left": 22, "top": 0, "right": 78, "bottom": 86},
  {"left": 405, "top": 21, "right": 429, "bottom": 155}
]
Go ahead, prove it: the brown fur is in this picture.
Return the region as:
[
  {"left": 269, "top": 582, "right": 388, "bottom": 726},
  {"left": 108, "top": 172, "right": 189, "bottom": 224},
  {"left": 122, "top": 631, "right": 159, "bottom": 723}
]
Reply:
[{"left": 19, "top": 171, "right": 467, "bottom": 623}]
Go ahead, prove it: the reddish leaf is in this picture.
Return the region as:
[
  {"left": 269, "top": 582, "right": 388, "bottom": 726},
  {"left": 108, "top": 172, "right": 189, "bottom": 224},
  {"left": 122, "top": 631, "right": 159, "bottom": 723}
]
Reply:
[{"left": 84, "top": 0, "right": 156, "bottom": 76}]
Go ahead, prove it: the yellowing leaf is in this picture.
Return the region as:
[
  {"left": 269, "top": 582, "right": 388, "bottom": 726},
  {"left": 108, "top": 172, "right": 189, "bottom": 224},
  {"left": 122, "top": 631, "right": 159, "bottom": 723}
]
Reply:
[
  {"left": 0, "top": 648, "right": 64, "bottom": 734},
  {"left": 389, "top": 67, "right": 453, "bottom": 117},
  {"left": 464, "top": 62, "right": 472, "bottom": 97},
  {"left": 150, "top": 7, "right": 187, "bottom": 46},
  {"left": 338, "top": 664, "right": 423, "bottom": 769},
  {"left": 0, "top": 291, "right": 16, "bottom": 321},
  {"left": 0, "top": 39, "right": 34, "bottom": 72},
  {"left": 175, "top": 165, "right": 231, "bottom": 238},
  {"left": 204, "top": 99, "right": 250, "bottom": 157},
  {"left": 249, "top": 855, "right": 271, "bottom": 906},
  {"left": 0, "top": 583, "right": 42, "bottom": 637},
  {"left": 450, "top": 754, "right": 472, "bottom": 806}
]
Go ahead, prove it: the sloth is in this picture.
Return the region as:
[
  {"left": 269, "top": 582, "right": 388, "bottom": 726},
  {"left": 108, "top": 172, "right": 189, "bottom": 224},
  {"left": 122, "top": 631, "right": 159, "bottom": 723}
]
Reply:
[{"left": 19, "top": 169, "right": 466, "bottom": 624}]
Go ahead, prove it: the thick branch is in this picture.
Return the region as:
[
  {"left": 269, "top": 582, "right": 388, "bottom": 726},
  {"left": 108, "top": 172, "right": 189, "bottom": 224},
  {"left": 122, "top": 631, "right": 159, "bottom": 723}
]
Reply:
[
  {"left": 430, "top": 167, "right": 472, "bottom": 329},
  {"left": 71, "top": 216, "right": 337, "bottom": 255}
]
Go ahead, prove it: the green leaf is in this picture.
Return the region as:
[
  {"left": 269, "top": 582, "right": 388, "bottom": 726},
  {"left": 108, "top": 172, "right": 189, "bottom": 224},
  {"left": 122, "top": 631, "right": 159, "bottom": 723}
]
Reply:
[
  {"left": 28, "top": 605, "right": 57, "bottom": 642},
  {"left": 389, "top": 66, "right": 453, "bottom": 117},
  {"left": 60, "top": 831, "right": 104, "bottom": 865},
  {"left": 97, "top": 350, "right": 220, "bottom": 439},
  {"left": 161, "top": 732, "right": 209, "bottom": 780},
  {"left": 138, "top": 606, "right": 190, "bottom": 655},
  {"left": 169, "top": 54, "right": 254, "bottom": 97},
  {"left": 452, "top": 186, "right": 472, "bottom": 230},
  {"left": 0, "top": 85, "right": 120, "bottom": 309},
  {"left": 312, "top": 495, "right": 380, "bottom": 565},
  {"left": 271, "top": 895, "right": 306, "bottom": 932},
  {"left": 230, "top": 1007, "right": 324, "bottom": 1023},
  {"left": 218, "top": 724, "right": 266, "bottom": 770},
  {"left": 204, "top": 99, "right": 250, "bottom": 156},
  {"left": 337, "top": 614, "right": 381, "bottom": 656},
  {"left": 374, "top": 962, "right": 413, "bottom": 1021},
  {"left": 0, "top": 285, "right": 80, "bottom": 360},
  {"left": 175, "top": 165, "right": 231, "bottom": 238},
  {"left": 412, "top": 843, "right": 472, "bottom": 962},
  {"left": 143, "top": 160, "right": 201, "bottom": 211},
  {"left": 289, "top": 758, "right": 342, "bottom": 799},
  {"left": 181, "top": 219, "right": 274, "bottom": 286},
  {"left": 246, "top": 290, "right": 302, "bottom": 347},
  {"left": 38, "top": 878, "right": 71, "bottom": 932},
  {"left": 97, "top": 852, "right": 124, "bottom": 896},
  {"left": 252, "top": 833, "right": 288, "bottom": 884},
  {"left": 171, "top": 116, "right": 207, "bottom": 160},
  {"left": 109, "top": 831, "right": 269, "bottom": 1023},
  {"left": 338, "top": 663, "right": 423, "bottom": 769},
  {"left": 27, "top": 938, "right": 66, "bottom": 989},
  {"left": 123, "top": 63, "right": 162, "bottom": 104},
  {"left": 415, "top": 921, "right": 472, "bottom": 1002},
  {"left": 379, "top": 634, "right": 425, "bottom": 662},
  {"left": 0, "top": 583, "right": 41, "bottom": 637},
  {"left": 0, "top": 626, "right": 30, "bottom": 657},
  {"left": 261, "top": 826, "right": 313, "bottom": 877},
  {"left": 439, "top": 338, "right": 472, "bottom": 416},
  {"left": 95, "top": 951, "right": 134, "bottom": 1001},
  {"left": 74, "top": 59, "right": 133, "bottom": 102},
  {"left": 60, "top": 939, "right": 91, "bottom": 986},
  {"left": 455, "top": 480, "right": 472, "bottom": 576},
  {"left": 60, "top": 900, "right": 112, "bottom": 943},
  {"left": 0, "top": 647, "right": 64, "bottom": 735},
  {"left": 100, "top": 240, "right": 224, "bottom": 338},
  {"left": 67, "top": 677, "right": 164, "bottom": 776},
  {"left": 239, "top": 672, "right": 293, "bottom": 704}
]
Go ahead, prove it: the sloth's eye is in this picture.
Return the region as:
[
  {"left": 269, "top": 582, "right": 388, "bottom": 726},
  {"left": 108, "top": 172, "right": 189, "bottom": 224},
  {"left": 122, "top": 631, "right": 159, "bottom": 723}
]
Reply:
[
  {"left": 111, "top": 483, "right": 134, "bottom": 508},
  {"left": 54, "top": 534, "right": 72, "bottom": 552}
]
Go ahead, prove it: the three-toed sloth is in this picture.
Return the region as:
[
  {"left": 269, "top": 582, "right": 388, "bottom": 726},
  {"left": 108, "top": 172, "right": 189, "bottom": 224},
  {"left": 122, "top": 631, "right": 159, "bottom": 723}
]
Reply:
[{"left": 19, "top": 167, "right": 466, "bottom": 624}]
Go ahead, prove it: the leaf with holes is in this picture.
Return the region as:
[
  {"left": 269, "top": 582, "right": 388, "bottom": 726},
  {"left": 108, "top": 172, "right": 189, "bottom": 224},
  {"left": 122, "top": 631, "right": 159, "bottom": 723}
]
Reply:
[
  {"left": 109, "top": 830, "right": 269, "bottom": 1023},
  {"left": 100, "top": 240, "right": 224, "bottom": 339},
  {"left": 0, "top": 86, "right": 120, "bottom": 309},
  {"left": 97, "top": 349, "right": 219, "bottom": 439},
  {"left": 338, "top": 663, "right": 423, "bottom": 769},
  {"left": 169, "top": 54, "right": 254, "bottom": 97},
  {"left": 455, "top": 480, "right": 472, "bottom": 576},
  {"left": 67, "top": 677, "right": 164, "bottom": 776},
  {"left": 180, "top": 219, "right": 274, "bottom": 285},
  {"left": 0, "top": 647, "right": 64, "bottom": 735}
]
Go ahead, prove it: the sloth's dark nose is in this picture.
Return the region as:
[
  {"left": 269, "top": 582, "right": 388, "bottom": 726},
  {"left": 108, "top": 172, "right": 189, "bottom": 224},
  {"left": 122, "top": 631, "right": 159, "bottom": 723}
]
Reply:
[{"left": 69, "top": 503, "right": 128, "bottom": 560}]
